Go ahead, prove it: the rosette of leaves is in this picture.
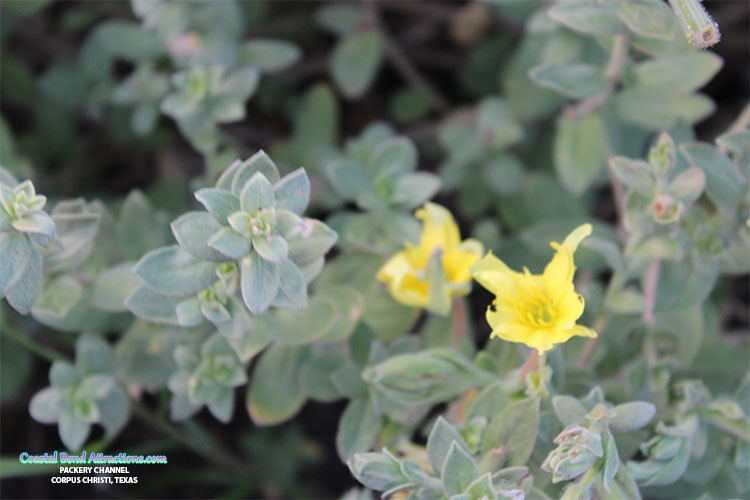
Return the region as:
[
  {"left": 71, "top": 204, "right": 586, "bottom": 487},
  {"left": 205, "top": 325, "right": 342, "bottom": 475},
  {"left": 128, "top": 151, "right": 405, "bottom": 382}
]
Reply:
[
  {"left": 160, "top": 64, "right": 259, "bottom": 153},
  {"left": 438, "top": 97, "right": 524, "bottom": 217},
  {"left": 349, "top": 413, "right": 538, "bottom": 500},
  {"left": 126, "top": 151, "right": 337, "bottom": 339},
  {"left": 543, "top": 388, "right": 656, "bottom": 500},
  {"left": 0, "top": 171, "right": 55, "bottom": 314},
  {"left": 326, "top": 124, "right": 440, "bottom": 213},
  {"left": 28, "top": 335, "right": 130, "bottom": 450},
  {"left": 167, "top": 334, "right": 246, "bottom": 422}
]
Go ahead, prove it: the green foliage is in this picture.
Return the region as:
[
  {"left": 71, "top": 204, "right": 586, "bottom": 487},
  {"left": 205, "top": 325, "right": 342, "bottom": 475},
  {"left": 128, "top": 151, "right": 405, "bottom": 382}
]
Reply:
[{"left": 1, "top": 0, "right": 747, "bottom": 499}]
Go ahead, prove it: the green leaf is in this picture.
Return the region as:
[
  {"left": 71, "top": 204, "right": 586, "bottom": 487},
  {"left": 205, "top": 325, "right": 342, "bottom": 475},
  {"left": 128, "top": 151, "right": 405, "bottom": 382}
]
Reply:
[
  {"left": 348, "top": 452, "right": 406, "bottom": 492},
  {"left": 286, "top": 219, "right": 338, "bottom": 266},
  {"left": 300, "top": 354, "right": 345, "bottom": 402},
  {"left": 582, "top": 236, "right": 623, "bottom": 271},
  {"left": 240, "top": 172, "right": 275, "bottom": 213},
  {"left": 90, "top": 262, "right": 139, "bottom": 312},
  {"left": 195, "top": 187, "right": 240, "bottom": 224},
  {"left": 608, "top": 158, "right": 655, "bottom": 196},
  {"left": 253, "top": 234, "right": 288, "bottom": 264},
  {"left": 240, "top": 253, "right": 280, "bottom": 315},
  {"left": 246, "top": 344, "right": 308, "bottom": 425},
  {"left": 634, "top": 53, "right": 723, "bottom": 95},
  {"left": 331, "top": 29, "right": 383, "bottom": 99},
  {"left": 241, "top": 39, "right": 300, "bottom": 73},
  {"left": 0, "top": 232, "right": 32, "bottom": 293},
  {"left": 58, "top": 412, "right": 90, "bottom": 450},
  {"left": 316, "top": 4, "right": 365, "bottom": 36},
  {"left": 272, "top": 296, "right": 337, "bottom": 345},
  {"left": 442, "top": 441, "right": 480, "bottom": 496},
  {"left": 76, "top": 335, "right": 112, "bottom": 375},
  {"left": 371, "top": 138, "right": 417, "bottom": 180},
  {"left": 231, "top": 150, "right": 281, "bottom": 194},
  {"left": 31, "top": 275, "right": 82, "bottom": 319},
  {"left": 476, "top": 97, "right": 523, "bottom": 150},
  {"left": 529, "top": 63, "right": 609, "bottom": 99},
  {"left": 4, "top": 243, "right": 42, "bottom": 314},
  {"left": 552, "top": 395, "right": 588, "bottom": 426},
  {"left": 554, "top": 113, "right": 608, "bottom": 196},
  {"left": 275, "top": 258, "right": 307, "bottom": 310},
  {"left": 391, "top": 172, "right": 441, "bottom": 210},
  {"left": 667, "top": 166, "right": 706, "bottom": 204},
  {"left": 602, "top": 429, "right": 620, "bottom": 492},
  {"left": 327, "top": 161, "right": 371, "bottom": 201},
  {"left": 11, "top": 212, "right": 55, "bottom": 239},
  {"left": 618, "top": 1, "right": 675, "bottom": 40},
  {"left": 208, "top": 227, "right": 250, "bottom": 260},
  {"left": 610, "top": 401, "right": 656, "bottom": 433},
  {"left": 481, "top": 398, "right": 540, "bottom": 466},
  {"left": 273, "top": 168, "right": 310, "bottom": 215},
  {"left": 548, "top": 3, "right": 624, "bottom": 35},
  {"left": 614, "top": 88, "right": 714, "bottom": 130},
  {"left": 133, "top": 245, "right": 219, "bottom": 296},
  {"left": 29, "top": 387, "right": 65, "bottom": 424},
  {"left": 125, "top": 285, "right": 180, "bottom": 324},
  {"left": 465, "top": 473, "right": 498, "bottom": 500},
  {"left": 171, "top": 211, "right": 229, "bottom": 263},
  {"left": 206, "top": 386, "right": 234, "bottom": 423},
  {"left": 336, "top": 397, "right": 381, "bottom": 461},
  {"left": 428, "top": 416, "right": 471, "bottom": 474},
  {"left": 679, "top": 142, "right": 745, "bottom": 214}
]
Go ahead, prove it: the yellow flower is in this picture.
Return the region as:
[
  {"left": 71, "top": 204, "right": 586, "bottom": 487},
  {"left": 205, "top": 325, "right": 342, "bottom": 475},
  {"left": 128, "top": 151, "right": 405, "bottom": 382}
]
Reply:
[
  {"left": 471, "top": 224, "right": 596, "bottom": 353},
  {"left": 377, "top": 203, "right": 483, "bottom": 315}
]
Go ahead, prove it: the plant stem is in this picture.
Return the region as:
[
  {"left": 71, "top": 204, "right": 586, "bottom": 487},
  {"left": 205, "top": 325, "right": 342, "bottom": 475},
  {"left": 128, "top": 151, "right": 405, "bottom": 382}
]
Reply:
[
  {"left": 130, "top": 403, "right": 247, "bottom": 474},
  {"left": 578, "top": 313, "right": 610, "bottom": 365},
  {"left": 565, "top": 33, "right": 629, "bottom": 118},
  {"left": 561, "top": 462, "right": 601, "bottom": 500},
  {"left": 0, "top": 323, "right": 70, "bottom": 363},
  {"left": 518, "top": 349, "right": 539, "bottom": 379},
  {"left": 451, "top": 297, "right": 466, "bottom": 342},
  {"left": 364, "top": 0, "right": 449, "bottom": 110},
  {"left": 642, "top": 259, "right": 661, "bottom": 328}
]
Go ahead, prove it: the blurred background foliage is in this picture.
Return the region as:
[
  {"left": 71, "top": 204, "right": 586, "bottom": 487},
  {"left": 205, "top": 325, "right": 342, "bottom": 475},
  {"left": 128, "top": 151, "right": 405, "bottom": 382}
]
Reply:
[{"left": 0, "top": 0, "right": 748, "bottom": 498}]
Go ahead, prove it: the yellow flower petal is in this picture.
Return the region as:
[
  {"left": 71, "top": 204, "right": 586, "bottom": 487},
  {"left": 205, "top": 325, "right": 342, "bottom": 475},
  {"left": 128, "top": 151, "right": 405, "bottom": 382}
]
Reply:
[
  {"left": 377, "top": 203, "right": 479, "bottom": 313},
  {"left": 470, "top": 252, "right": 518, "bottom": 296},
  {"left": 473, "top": 222, "right": 595, "bottom": 352}
]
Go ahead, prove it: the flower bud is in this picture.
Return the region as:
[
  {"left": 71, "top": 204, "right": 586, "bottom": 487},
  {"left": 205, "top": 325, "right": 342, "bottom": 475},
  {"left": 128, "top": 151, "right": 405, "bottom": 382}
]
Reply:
[
  {"left": 542, "top": 425, "right": 604, "bottom": 482},
  {"left": 651, "top": 193, "right": 683, "bottom": 224},
  {"left": 649, "top": 133, "right": 677, "bottom": 176}
]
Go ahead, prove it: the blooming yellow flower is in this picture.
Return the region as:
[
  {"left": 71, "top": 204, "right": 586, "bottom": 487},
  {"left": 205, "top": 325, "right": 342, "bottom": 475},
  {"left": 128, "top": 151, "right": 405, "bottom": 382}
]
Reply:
[
  {"left": 377, "top": 203, "right": 483, "bottom": 315},
  {"left": 471, "top": 224, "right": 596, "bottom": 353}
]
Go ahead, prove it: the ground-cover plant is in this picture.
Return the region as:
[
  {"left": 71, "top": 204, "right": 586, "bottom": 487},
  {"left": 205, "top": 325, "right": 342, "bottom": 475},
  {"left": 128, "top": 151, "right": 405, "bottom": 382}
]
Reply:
[{"left": 0, "top": 0, "right": 748, "bottom": 499}]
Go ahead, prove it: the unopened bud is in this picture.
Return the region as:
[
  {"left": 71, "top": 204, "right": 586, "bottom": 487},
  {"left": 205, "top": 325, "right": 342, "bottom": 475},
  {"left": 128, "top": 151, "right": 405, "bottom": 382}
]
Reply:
[
  {"left": 649, "top": 133, "right": 677, "bottom": 175},
  {"left": 651, "top": 193, "right": 683, "bottom": 224}
]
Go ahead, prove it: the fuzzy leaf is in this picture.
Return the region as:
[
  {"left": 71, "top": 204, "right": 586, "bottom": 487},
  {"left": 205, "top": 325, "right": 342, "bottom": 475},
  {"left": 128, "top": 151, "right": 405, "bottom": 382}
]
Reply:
[
  {"left": 246, "top": 344, "right": 307, "bottom": 425},
  {"left": 240, "top": 253, "right": 280, "bottom": 314},
  {"left": 273, "top": 167, "right": 310, "bottom": 215},
  {"left": 133, "top": 245, "right": 219, "bottom": 296}
]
